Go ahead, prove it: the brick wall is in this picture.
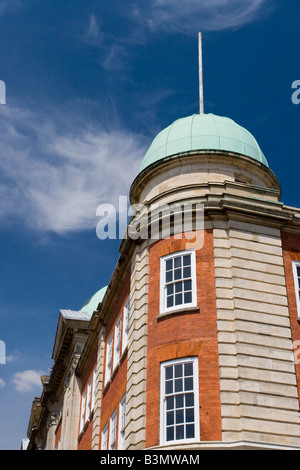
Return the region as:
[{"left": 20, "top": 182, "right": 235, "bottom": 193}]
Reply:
[
  {"left": 54, "top": 420, "right": 62, "bottom": 450},
  {"left": 99, "top": 356, "right": 127, "bottom": 448},
  {"left": 99, "top": 274, "right": 130, "bottom": 449},
  {"left": 77, "top": 418, "right": 93, "bottom": 450},
  {"left": 282, "top": 231, "right": 300, "bottom": 401},
  {"left": 146, "top": 230, "right": 222, "bottom": 447},
  {"left": 77, "top": 348, "right": 97, "bottom": 450}
]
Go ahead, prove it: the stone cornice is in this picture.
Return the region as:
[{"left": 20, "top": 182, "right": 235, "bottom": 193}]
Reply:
[{"left": 76, "top": 245, "right": 134, "bottom": 376}]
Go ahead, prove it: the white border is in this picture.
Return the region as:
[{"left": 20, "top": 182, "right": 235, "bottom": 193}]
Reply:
[
  {"left": 79, "top": 389, "right": 86, "bottom": 433},
  {"left": 160, "top": 357, "right": 200, "bottom": 446},
  {"left": 113, "top": 314, "right": 122, "bottom": 371},
  {"left": 122, "top": 295, "right": 130, "bottom": 354},
  {"left": 109, "top": 408, "right": 118, "bottom": 450},
  {"left": 160, "top": 250, "right": 197, "bottom": 315},
  {"left": 118, "top": 393, "right": 126, "bottom": 450},
  {"left": 292, "top": 261, "right": 300, "bottom": 319},
  {"left": 101, "top": 423, "right": 108, "bottom": 450},
  {"left": 104, "top": 332, "right": 113, "bottom": 385}
]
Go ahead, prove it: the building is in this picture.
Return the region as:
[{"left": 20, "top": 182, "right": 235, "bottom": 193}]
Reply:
[{"left": 26, "top": 94, "right": 300, "bottom": 449}]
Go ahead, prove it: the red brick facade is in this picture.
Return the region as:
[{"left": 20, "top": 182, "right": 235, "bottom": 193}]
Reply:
[
  {"left": 99, "top": 274, "right": 130, "bottom": 449},
  {"left": 54, "top": 420, "right": 62, "bottom": 450},
  {"left": 77, "top": 228, "right": 300, "bottom": 449},
  {"left": 146, "top": 230, "right": 222, "bottom": 447},
  {"left": 77, "top": 417, "right": 93, "bottom": 450},
  {"left": 77, "top": 347, "right": 97, "bottom": 450},
  {"left": 282, "top": 231, "right": 300, "bottom": 401},
  {"left": 100, "top": 356, "right": 127, "bottom": 449},
  {"left": 76, "top": 273, "right": 130, "bottom": 450}
]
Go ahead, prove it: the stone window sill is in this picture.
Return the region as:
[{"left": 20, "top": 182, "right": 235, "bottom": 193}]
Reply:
[{"left": 157, "top": 306, "right": 200, "bottom": 321}]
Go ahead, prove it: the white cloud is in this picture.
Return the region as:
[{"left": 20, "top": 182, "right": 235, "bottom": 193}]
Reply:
[
  {"left": 84, "top": 14, "right": 132, "bottom": 71},
  {"left": 0, "top": 105, "right": 146, "bottom": 234},
  {"left": 102, "top": 44, "right": 130, "bottom": 71},
  {"left": 133, "top": 0, "right": 273, "bottom": 33},
  {"left": 83, "top": 2, "right": 274, "bottom": 74},
  {"left": 88, "top": 13, "right": 99, "bottom": 39},
  {"left": 6, "top": 351, "right": 20, "bottom": 363},
  {"left": 11, "top": 370, "right": 43, "bottom": 392},
  {"left": 0, "top": 378, "right": 5, "bottom": 388}
]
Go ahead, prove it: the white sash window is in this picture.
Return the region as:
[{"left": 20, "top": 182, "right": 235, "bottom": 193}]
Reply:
[{"left": 160, "top": 250, "right": 197, "bottom": 314}]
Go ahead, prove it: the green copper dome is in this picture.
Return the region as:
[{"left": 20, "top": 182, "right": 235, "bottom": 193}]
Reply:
[
  {"left": 81, "top": 285, "right": 107, "bottom": 317},
  {"left": 140, "top": 113, "right": 268, "bottom": 172}
]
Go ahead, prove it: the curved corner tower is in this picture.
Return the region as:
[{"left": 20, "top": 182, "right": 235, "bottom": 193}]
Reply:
[{"left": 125, "top": 109, "right": 300, "bottom": 450}]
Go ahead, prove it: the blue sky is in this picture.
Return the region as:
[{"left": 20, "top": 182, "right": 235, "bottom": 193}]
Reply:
[{"left": 0, "top": 0, "right": 299, "bottom": 450}]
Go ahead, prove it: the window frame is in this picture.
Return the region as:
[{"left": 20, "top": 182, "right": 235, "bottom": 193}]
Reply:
[
  {"left": 118, "top": 394, "right": 126, "bottom": 450},
  {"left": 113, "top": 314, "right": 122, "bottom": 370},
  {"left": 79, "top": 389, "right": 86, "bottom": 434},
  {"left": 109, "top": 408, "right": 118, "bottom": 450},
  {"left": 91, "top": 368, "right": 96, "bottom": 412},
  {"left": 86, "top": 377, "right": 92, "bottom": 418},
  {"left": 79, "top": 368, "right": 97, "bottom": 436},
  {"left": 105, "top": 332, "right": 113, "bottom": 385},
  {"left": 122, "top": 296, "right": 130, "bottom": 354},
  {"left": 292, "top": 261, "right": 300, "bottom": 319},
  {"left": 160, "top": 250, "right": 197, "bottom": 315},
  {"left": 160, "top": 357, "right": 200, "bottom": 446},
  {"left": 101, "top": 423, "right": 108, "bottom": 450}
]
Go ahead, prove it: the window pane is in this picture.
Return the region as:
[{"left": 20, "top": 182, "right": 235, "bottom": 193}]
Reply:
[
  {"left": 186, "top": 408, "right": 194, "bottom": 423},
  {"left": 183, "top": 255, "right": 191, "bottom": 266},
  {"left": 174, "top": 257, "right": 182, "bottom": 268},
  {"left": 185, "top": 377, "right": 193, "bottom": 391},
  {"left": 175, "top": 293, "right": 182, "bottom": 305},
  {"left": 166, "top": 366, "right": 173, "bottom": 380},
  {"left": 176, "top": 409, "right": 184, "bottom": 424},
  {"left": 184, "top": 292, "right": 192, "bottom": 303},
  {"left": 167, "top": 284, "right": 174, "bottom": 295},
  {"left": 166, "top": 259, "right": 173, "bottom": 271},
  {"left": 176, "top": 394, "right": 183, "bottom": 409},
  {"left": 166, "top": 396, "right": 174, "bottom": 410},
  {"left": 175, "top": 364, "right": 182, "bottom": 378},
  {"left": 185, "top": 393, "right": 194, "bottom": 407},
  {"left": 183, "top": 267, "right": 191, "bottom": 278},
  {"left": 166, "top": 427, "right": 174, "bottom": 442},
  {"left": 174, "top": 268, "right": 182, "bottom": 280},
  {"left": 297, "top": 265, "right": 300, "bottom": 278},
  {"left": 166, "top": 271, "right": 173, "bottom": 283},
  {"left": 175, "top": 378, "right": 183, "bottom": 392},
  {"left": 186, "top": 424, "right": 195, "bottom": 439},
  {"left": 184, "top": 280, "right": 192, "bottom": 291},
  {"left": 175, "top": 282, "right": 182, "bottom": 293},
  {"left": 176, "top": 425, "right": 184, "bottom": 440},
  {"left": 166, "top": 380, "right": 173, "bottom": 395},
  {"left": 167, "top": 411, "right": 174, "bottom": 426},
  {"left": 167, "top": 296, "right": 174, "bottom": 308},
  {"left": 184, "top": 363, "right": 193, "bottom": 376}
]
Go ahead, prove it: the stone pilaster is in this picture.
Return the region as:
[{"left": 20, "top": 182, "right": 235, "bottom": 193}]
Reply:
[
  {"left": 213, "top": 217, "right": 300, "bottom": 447},
  {"left": 91, "top": 326, "right": 106, "bottom": 450},
  {"left": 125, "top": 240, "right": 149, "bottom": 449}
]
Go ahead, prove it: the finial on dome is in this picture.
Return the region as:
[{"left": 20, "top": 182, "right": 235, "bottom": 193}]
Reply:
[{"left": 198, "top": 32, "right": 204, "bottom": 115}]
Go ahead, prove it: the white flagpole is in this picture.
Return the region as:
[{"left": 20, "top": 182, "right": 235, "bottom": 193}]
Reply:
[{"left": 198, "top": 32, "right": 204, "bottom": 114}]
